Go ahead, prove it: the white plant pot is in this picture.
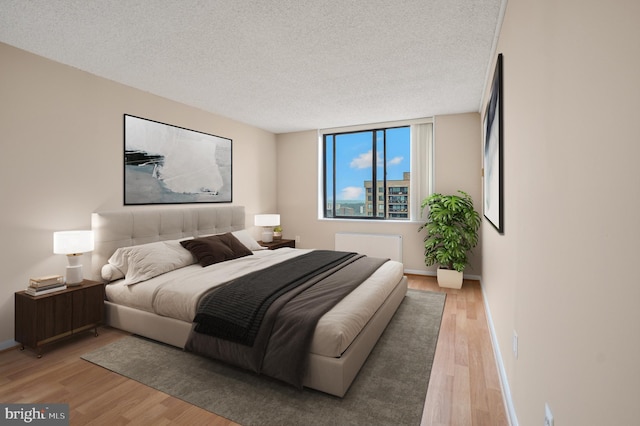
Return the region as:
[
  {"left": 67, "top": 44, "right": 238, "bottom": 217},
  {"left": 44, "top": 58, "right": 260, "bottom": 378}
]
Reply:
[{"left": 437, "top": 268, "right": 463, "bottom": 289}]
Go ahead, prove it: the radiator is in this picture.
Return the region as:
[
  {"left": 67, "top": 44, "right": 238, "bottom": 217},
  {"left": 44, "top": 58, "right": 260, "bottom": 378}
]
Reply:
[{"left": 334, "top": 232, "right": 403, "bottom": 262}]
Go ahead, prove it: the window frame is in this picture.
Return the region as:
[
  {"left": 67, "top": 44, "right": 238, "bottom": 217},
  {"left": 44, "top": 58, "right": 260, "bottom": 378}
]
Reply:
[{"left": 318, "top": 118, "right": 433, "bottom": 222}]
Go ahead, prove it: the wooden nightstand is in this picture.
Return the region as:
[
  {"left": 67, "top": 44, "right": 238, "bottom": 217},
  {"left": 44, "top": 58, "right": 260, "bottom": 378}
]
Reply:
[
  {"left": 15, "top": 279, "right": 104, "bottom": 357},
  {"left": 258, "top": 239, "right": 296, "bottom": 250}
]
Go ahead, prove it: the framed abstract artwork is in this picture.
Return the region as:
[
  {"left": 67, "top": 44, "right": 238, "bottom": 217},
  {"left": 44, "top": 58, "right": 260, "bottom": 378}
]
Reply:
[
  {"left": 483, "top": 54, "right": 504, "bottom": 233},
  {"left": 124, "top": 114, "right": 232, "bottom": 205}
]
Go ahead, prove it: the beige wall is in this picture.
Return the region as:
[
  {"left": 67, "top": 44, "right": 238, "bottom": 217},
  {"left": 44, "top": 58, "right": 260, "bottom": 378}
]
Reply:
[
  {"left": 482, "top": 0, "right": 640, "bottom": 424},
  {"left": 0, "top": 42, "right": 482, "bottom": 346},
  {"left": 275, "top": 113, "right": 482, "bottom": 275},
  {"left": 0, "top": 43, "right": 277, "bottom": 346}
]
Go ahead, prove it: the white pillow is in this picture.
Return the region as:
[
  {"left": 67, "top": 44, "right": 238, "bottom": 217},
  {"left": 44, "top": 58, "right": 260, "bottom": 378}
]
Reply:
[
  {"left": 103, "top": 240, "right": 195, "bottom": 285},
  {"left": 101, "top": 263, "right": 125, "bottom": 282},
  {"left": 232, "top": 229, "right": 266, "bottom": 251},
  {"left": 104, "top": 247, "right": 130, "bottom": 280}
]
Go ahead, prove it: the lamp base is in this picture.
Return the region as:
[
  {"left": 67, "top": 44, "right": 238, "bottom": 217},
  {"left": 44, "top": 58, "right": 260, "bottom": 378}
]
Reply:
[
  {"left": 65, "top": 265, "right": 83, "bottom": 286},
  {"left": 261, "top": 230, "right": 273, "bottom": 243}
]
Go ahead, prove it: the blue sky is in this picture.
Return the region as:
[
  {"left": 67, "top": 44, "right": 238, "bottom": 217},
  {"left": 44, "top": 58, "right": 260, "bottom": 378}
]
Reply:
[{"left": 328, "top": 126, "right": 410, "bottom": 202}]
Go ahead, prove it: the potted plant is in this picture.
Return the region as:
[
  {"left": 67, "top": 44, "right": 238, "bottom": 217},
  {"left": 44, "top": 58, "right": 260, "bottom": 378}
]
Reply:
[
  {"left": 273, "top": 226, "right": 282, "bottom": 240},
  {"left": 418, "top": 191, "right": 481, "bottom": 289}
]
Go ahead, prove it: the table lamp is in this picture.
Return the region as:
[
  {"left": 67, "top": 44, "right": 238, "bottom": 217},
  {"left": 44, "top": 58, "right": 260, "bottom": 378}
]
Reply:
[
  {"left": 53, "top": 230, "right": 94, "bottom": 285},
  {"left": 254, "top": 214, "right": 280, "bottom": 243}
]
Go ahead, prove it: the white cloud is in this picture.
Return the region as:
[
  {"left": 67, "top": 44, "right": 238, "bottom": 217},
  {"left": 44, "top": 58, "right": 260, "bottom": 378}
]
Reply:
[
  {"left": 351, "top": 150, "right": 389, "bottom": 169},
  {"left": 350, "top": 150, "right": 373, "bottom": 169},
  {"left": 387, "top": 156, "right": 403, "bottom": 166},
  {"left": 341, "top": 186, "right": 364, "bottom": 200}
]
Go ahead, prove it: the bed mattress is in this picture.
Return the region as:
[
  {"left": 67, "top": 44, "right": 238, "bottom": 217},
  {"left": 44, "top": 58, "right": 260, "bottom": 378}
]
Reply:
[{"left": 105, "top": 248, "right": 404, "bottom": 357}]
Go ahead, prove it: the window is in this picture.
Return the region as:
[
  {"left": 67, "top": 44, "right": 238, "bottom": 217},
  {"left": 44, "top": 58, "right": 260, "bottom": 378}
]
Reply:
[{"left": 320, "top": 119, "right": 433, "bottom": 221}]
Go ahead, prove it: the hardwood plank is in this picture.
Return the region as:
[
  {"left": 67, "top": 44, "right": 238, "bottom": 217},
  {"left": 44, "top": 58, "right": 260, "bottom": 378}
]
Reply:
[
  {"left": 416, "top": 276, "right": 509, "bottom": 426},
  {"left": 452, "top": 364, "right": 472, "bottom": 425},
  {"left": 1, "top": 275, "right": 508, "bottom": 425}
]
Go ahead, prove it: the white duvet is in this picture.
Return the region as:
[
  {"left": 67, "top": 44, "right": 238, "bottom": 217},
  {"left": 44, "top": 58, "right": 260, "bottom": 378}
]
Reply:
[{"left": 105, "top": 248, "right": 404, "bottom": 357}]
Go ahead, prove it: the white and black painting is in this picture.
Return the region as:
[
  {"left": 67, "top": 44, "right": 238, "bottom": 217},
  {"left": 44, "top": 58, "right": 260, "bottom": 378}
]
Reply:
[
  {"left": 124, "top": 115, "right": 232, "bottom": 204},
  {"left": 483, "top": 54, "right": 503, "bottom": 233}
]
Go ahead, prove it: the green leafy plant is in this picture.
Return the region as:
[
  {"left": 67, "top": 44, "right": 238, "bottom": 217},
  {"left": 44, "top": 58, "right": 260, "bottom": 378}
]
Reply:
[{"left": 418, "top": 191, "right": 481, "bottom": 272}]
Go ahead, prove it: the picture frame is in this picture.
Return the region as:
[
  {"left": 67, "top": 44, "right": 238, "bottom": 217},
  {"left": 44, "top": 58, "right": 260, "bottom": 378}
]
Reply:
[
  {"left": 483, "top": 54, "right": 504, "bottom": 234},
  {"left": 124, "top": 114, "right": 232, "bottom": 205}
]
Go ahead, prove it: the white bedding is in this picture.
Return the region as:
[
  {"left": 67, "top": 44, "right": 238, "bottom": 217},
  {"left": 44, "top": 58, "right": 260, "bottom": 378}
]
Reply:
[{"left": 105, "top": 248, "right": 404, "bottom": 357}]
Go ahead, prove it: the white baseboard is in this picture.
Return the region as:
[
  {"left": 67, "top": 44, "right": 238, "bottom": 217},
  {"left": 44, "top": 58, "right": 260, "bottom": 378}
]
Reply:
[
  {"left": 479, "top": 279, "right": 519, "bottom": 426},
  {"left": 403, "top": 268, "right": 481, "bottom": 281},
  {"left": 0, "top": 339, "right": 18, "bottom": 352},
  {"left": 403, "top": 268, "right": 436, "bottom": 276}
]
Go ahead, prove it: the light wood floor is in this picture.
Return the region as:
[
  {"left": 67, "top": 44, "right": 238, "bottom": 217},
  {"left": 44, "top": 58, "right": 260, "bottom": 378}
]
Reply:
[
  {"left": 414, "top": 276, "right": 509, "bottom": 426},
  {"left": 0, "top": 275, "right": 508, "bottom": 425}
]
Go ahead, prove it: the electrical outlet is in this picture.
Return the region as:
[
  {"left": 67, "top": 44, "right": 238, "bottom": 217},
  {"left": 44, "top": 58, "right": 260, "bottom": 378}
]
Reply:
[
  {"left": 295, "top": 235, "right": 301, "bottom": 244},
  {"left": 513, "top": 331, "right": 518, "bottom": 359},
  {"left": 544, "top": 403, "right": 554, "bottom": 426}
]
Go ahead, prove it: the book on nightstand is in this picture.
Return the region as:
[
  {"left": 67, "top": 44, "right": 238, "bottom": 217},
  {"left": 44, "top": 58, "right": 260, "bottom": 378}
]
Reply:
[
  {"left": 25, "top": 284, "right": 67, "bottom": 296},
  {"left": 29, "top": 275, "right": 64, "bottom": 287},
  {"left": 25, "top": 275, "right": 67, "bottom": 296}
]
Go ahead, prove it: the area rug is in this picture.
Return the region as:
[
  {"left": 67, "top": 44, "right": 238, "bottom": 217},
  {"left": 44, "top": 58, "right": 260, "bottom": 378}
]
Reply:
[{"left": 82, "top": 289, "right": 445, "bottom": 425}]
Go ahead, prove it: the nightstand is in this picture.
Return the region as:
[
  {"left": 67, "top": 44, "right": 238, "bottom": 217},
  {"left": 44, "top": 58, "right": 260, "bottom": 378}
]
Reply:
[
  {"left": 15, "top": 279, "right": 104, "bottom": 357},
  {"left": 258, "top": 239, "right": 296, "bottom": 250}
]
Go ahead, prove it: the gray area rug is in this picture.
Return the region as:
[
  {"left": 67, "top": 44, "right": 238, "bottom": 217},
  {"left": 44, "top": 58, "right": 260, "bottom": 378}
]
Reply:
[{"left": 82, "top": 289, "right": 445, "bottom": 425}]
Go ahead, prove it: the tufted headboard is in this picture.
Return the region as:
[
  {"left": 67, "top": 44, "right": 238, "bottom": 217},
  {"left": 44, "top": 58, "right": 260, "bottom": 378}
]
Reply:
[{"left": 90, "top": 205, "right": 245, "bottom": 281}]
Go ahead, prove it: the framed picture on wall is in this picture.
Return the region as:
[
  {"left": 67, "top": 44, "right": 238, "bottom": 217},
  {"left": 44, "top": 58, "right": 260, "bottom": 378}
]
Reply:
[
  {"left": 483, "top": 54, "right": 504, "bottom": 234},
  {"left": 124, "top": 114, "right": 232, "bottom": 205}
]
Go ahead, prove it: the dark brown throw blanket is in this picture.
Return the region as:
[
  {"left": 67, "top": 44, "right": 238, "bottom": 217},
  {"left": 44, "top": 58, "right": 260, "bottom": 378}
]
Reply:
[
  {"left": 194, "top": 250, "right": 357, "bottom": 346},
  {"left": 186, "top": 251, "right": 388, "bottom": 388}
]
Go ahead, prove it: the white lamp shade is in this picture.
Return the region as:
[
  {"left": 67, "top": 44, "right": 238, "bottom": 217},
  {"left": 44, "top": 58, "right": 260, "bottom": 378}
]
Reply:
[
  {"left": 255, "top": 214, "right": 280, "bottom": 243},
  {"left": 254, "top": 214, "right": 280, "bottom": 227},
  {"left": 53, "top": 230, "right": 94, "bottom": 254}
]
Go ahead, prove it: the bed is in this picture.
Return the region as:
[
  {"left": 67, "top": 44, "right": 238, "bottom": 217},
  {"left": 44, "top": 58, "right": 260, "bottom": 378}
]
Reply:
[{"left": 91, "top": 206, "right": 407, "bottom": 397}]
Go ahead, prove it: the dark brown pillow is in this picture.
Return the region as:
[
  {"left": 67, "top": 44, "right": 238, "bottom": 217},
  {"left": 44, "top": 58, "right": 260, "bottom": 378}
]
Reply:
[
  {"left": 180, "top": 233, "right": 253, "bottom": 267},
  {"left": 219, "top": 232, "right": 254, "bottom": 259}
]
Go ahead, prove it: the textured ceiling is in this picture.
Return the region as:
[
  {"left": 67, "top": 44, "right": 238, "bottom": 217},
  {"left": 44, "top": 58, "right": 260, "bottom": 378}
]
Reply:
[{"left": 0, "top": 0, "right": 504, "bottom": 134}]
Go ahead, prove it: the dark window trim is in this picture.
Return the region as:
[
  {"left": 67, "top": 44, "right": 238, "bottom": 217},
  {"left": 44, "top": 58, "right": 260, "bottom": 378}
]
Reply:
[{"left": 323, "top": 125, "right": 408, "bottom": 220}]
